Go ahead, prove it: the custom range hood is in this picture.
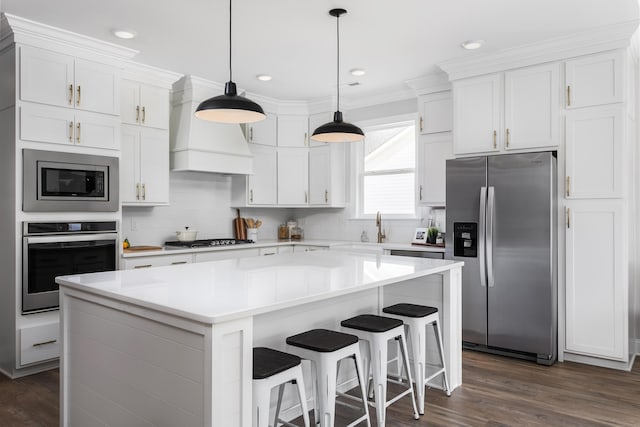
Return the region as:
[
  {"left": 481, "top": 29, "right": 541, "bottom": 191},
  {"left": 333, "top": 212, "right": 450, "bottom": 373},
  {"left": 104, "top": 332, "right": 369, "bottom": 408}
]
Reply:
[{"left": 170, "top": 75, "right": 253, "bottom": 174}]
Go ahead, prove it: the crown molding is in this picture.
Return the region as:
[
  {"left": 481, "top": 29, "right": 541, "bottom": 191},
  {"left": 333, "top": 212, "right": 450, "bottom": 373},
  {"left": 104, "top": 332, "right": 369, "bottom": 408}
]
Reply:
[
  {"left": 405, "top": 72, "right": 451, "bottom": 95},
  {"left": 438, "top": 20, "right": 640, "bottom": 81},
  {"left": 341, "top": 87, "right": 416, "bottom": 110},
  {"left": 1, "top": 13, "right": 138, "bottom": 63},
  {"left": 121, "top": 61, "right": 183, "bottom": 89}
]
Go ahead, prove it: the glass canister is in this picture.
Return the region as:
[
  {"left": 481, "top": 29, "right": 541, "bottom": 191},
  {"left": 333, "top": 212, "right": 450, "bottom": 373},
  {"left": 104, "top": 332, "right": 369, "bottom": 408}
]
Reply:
[
  {"left": 290, "top": 226, "right": 304, "bottom": 241},
  {"left": 278, "top": 224, "right": 290, "bottom": 240}
]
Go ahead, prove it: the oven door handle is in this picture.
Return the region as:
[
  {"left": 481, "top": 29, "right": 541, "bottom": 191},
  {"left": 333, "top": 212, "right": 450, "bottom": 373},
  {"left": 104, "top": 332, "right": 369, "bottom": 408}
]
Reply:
[{"left": 25, "top": 234, "right": 117, "bottom": 244}]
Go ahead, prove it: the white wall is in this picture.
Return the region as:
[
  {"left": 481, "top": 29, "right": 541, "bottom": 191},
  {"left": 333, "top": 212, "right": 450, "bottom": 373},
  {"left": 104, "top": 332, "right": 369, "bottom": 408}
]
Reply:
[{"left": 122, "top": 171, "right": 290, "bottom": 246}]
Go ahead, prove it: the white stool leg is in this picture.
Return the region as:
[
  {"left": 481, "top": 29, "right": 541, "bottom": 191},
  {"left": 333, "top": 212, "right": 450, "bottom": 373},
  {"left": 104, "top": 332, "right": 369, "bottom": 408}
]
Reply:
[
  {"left": 293, "top": 365, "right": 311, "bottom": 427},
  {"left": 309, "top": 360, "right": 321, "bottom": 426},
  {"left": 369, "top": 334, "right": 388, "bottom": 427},
  {"left": 317, "top": 355, "right": 338, "bottom": 427},
  {"left": 274, "top": 383, "right": 285, "bottom": 426},
  {"left": 398, "top": 333, "right": 420, "bottom": 419},
  {"left": 253, "top": 381, "right": 271, "bottom": 427},
  {"left": 352, "top": 350, "right": 372, "bottom": 427},
  {"left": 434, "top": 318, "right": 451, "bottom": 396},
  {"left": 407, "top": 318, "right": 426, "bottom": 414}
]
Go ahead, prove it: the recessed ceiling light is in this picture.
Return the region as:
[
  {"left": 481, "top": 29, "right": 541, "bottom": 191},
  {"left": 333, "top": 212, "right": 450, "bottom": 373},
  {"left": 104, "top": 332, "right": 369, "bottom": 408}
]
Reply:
[
  {"left": 256, "top": 74, "right": 272, "bottom": 81},
  {"left": 350, "top": 68, "right": 366, "bottom": 76},
  {"left": 112, "top": 29, "right": 137, "bottom": 40},
  {"left": 461, "top": 40, "right": 484, "bottom": 50}
]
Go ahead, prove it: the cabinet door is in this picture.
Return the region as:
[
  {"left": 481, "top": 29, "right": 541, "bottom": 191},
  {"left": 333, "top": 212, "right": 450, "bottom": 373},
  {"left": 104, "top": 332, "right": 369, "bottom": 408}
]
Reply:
[
  {"left": 504, "top": 63, "right": 559, "bottom": 150},
  {"left": 19, "top": 46, "right": 74, "bottom": 108},
  {"left": 308, "top": 112, "right": 333, "bottom": 147},
  {"left": 453, "top": 74, "right": 502, "bottom": 154},
  {"left": 139, "top": 128, "right": 170, "bottom": 204},
  {"left": 565, "top": 107, "right": 623, "bottom": 199},
  {"left": 120, "top": 79, "right": 140, "bottom": 126},
  {"left": 419, "top": 92, "right": 452, "bottom": 134},
  {"left": 247, "top": 113, "right": 277, "bottom": 146},
  {"left": 120, "top": 126, "right": 140, "bottom": 204},
  {"left": 74, "top": 110, "right": 120, "bottom": 150},
  {"left": 565, "top": 201, "right": 626, "bottom": 360},
  {"left": 277, "top": 148, "right": 309, "bottom": 205},
  {"left": 20, "top": 104, "right": 75, "bottom": 145},
  {"left": 248, "top": 145, "right": 277, "bottom": 205},
  {"left": 419, "top": 136, "right": 453, "bottom": 206},
  {"left": 566, "top": 50, "right": 623, "bottom": 109},
  {"left": 123, "top": 254, "right": 192, "bottom": 269},
  {"left": 74, "top": 58, "right": 119, "bottom": 115},
  {"left": 278, "top": 115, "right": 308, "bottom": 147},
  {"left": 139, "top": 84, "right": 170, "bottom": 129},
  {"left": 309, "top": 146, "right": 330, "bottom": 205}
]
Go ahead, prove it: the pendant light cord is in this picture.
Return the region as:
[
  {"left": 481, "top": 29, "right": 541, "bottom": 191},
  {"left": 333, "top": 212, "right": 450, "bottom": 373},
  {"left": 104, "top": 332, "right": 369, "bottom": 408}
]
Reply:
[
  {"left": 229, "top": 0, "right": 232, "bottom": 82},
  {"left": 336, "top": 12, "right": 340, "bottom": 112}
]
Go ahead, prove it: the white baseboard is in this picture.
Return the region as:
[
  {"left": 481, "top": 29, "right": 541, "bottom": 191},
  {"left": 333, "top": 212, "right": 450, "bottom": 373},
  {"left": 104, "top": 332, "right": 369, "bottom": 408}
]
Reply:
[{"left": 635, "top": 339, "right": 640, "bottom": 356}]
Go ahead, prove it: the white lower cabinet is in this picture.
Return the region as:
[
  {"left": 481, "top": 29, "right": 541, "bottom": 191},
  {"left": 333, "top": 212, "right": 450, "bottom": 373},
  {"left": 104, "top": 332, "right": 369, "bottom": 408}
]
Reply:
[
  {"left": 195, "top": 249, "right": 260, "bottom": 262},
  {"left": 565, "top": 200, "right": 627, "bottom": 361},
  {"left": 19, "top": 322, "right": 60, "bottom": 366},
  {"left": 122, "top": 253, "right": 192, "bottom": 270},
  {"left": 121, "top": 125, "right": 170, "bottom": 205},
  {"left": 293, "top": 245, "right": 328, "bottom": 253}
]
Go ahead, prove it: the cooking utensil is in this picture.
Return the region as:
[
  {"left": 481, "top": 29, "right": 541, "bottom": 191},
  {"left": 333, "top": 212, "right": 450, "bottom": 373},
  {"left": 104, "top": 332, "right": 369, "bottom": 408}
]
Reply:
[
  {"left": 255, "top": 220, "right": 262, "bottom": 228},
  {"left": 176, "top": 227, "right": 197, "bottom": 242},
  {"left": 234, "top": 209, "right": 246, "bottom": 240}
]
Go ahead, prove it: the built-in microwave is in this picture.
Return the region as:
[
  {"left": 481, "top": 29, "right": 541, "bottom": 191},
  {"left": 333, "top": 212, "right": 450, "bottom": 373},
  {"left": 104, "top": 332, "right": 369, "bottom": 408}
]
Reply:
[{"left": 23, "top": 149, "right": 119, "bottom": 212}]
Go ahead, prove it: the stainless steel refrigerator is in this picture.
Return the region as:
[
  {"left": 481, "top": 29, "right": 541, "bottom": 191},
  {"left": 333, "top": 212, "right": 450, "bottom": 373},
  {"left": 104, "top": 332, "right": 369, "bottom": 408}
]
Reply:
[{"left": 445, "top": 152, "right": 557, "bottom": 365}]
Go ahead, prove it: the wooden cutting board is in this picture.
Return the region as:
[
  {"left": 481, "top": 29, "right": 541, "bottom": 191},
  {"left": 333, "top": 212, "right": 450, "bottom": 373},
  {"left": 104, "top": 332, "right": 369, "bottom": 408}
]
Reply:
[{"left": 124, "top": 246, "right": 163, "bottom": 253}]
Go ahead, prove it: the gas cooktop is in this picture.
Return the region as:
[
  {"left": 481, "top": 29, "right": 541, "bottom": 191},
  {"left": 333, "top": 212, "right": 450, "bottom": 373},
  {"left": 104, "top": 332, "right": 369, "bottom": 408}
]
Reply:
[{"left": 164, "top": 239, "right": 254, "bottom": 248}]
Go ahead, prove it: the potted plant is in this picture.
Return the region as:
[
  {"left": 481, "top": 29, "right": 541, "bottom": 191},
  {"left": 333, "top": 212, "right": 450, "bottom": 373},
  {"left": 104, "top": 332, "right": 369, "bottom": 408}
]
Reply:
[{"left": 427, "top": 227, "right": 439, "bottom": 244}]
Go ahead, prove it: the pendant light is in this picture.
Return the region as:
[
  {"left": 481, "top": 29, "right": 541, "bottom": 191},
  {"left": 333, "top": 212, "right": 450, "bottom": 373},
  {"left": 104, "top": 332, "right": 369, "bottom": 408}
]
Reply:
[
  {"left": 195, "top": 0, "right": 265, "bottom": 124},
  {"left": 311, "top": 8, "right": 364, "bottom": 143}
]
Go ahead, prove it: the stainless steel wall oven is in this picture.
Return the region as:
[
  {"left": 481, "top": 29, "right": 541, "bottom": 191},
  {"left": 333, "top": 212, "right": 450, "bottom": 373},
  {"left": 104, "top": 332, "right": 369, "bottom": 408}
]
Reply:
[
  {"left": 23, "top": 149, "right": 119, "bottom": 212},
  {"left": 22, "top": 221, "right": 118, "bottom": 314}
]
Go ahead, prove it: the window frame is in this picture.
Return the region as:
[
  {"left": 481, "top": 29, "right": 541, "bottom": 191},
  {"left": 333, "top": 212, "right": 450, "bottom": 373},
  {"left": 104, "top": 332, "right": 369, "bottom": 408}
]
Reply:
[{"left": 350, "top": 113, "right": 419, "bottom": 220}]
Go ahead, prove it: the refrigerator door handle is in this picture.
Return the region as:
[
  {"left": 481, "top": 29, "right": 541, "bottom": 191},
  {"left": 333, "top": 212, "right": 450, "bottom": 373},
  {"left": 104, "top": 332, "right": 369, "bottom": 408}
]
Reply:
[
  {"left": 486, "top": 186, "right": 496, "bottom": 287},
  {"left": 479, "top": 186, "right": 487, "bottom": 287}
]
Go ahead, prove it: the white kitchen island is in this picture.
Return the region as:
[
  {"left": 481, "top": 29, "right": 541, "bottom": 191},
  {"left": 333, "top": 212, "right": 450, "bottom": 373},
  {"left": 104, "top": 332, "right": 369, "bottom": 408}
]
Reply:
[{"left": 56, "top": 251, "right": 463, "bottom": 427}]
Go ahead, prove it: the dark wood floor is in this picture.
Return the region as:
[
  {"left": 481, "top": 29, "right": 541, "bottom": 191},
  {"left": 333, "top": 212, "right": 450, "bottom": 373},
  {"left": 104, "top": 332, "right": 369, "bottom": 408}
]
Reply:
[{"left": 1, "top": 351, "right": 638, "bottom": 426}]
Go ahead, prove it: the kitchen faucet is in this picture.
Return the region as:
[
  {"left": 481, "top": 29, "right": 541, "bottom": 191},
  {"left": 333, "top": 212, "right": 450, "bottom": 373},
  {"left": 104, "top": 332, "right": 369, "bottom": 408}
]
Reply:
[{"left": 376, "top": 211, "right": 386, "bottom": 243}]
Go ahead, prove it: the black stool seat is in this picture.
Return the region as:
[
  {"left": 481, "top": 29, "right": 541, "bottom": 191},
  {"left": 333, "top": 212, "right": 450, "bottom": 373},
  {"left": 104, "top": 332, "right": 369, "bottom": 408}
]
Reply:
[
  {"left": 383, "top": 303, "right": 438, "bottom": 318},
  {"left": 286, "top": 329, "right": 358, "bottom": 353},
  {"left": 253, "top": 347, "right": 301, "bottom": 380},
  {"left": 341, "top": 314, "right": 403, "bottom": 333}
]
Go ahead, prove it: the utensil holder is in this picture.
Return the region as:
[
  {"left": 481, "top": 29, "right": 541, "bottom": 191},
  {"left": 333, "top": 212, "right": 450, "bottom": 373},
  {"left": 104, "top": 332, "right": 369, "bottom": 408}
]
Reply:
[{"left": 247, "top": 228, "right": 258, "bottom": 242}]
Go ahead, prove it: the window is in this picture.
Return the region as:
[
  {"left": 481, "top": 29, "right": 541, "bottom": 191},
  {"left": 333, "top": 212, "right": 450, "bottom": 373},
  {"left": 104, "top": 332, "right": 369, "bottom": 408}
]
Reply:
[{"left": 354, "top": 117, "right": 416, "bottom": 218}]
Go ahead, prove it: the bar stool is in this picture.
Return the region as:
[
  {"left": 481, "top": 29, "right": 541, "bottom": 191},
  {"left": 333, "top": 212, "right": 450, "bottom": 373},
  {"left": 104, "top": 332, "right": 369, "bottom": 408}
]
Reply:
[
  {"left": 253, "top": 347, "right": 310, "bottom": 427},
  {"left": 340, "top": 314, "right": 420, "bottom": 427},
  {"left": 382, "top": 303, "right": 451, "bottom": 415},
  {"left": 286, "top": 329, "right": 371, "bottom": 427}
]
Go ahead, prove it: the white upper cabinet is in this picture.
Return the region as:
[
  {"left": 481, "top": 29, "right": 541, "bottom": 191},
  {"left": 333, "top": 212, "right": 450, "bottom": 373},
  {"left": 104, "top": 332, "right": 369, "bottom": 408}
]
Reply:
[
  {"left": 19, "top": 46, "right": 119, "bottom": 115},
  {"left": 278, "top": 115, "right": 309, "bottom": 147},
  {"left": 418, "top": 135, "right": 453, "bottom": 206},
  {"left": 419, "top": 92, "right": 453, "bottom": 134},
  {"left": 565, "top": 106, "right": 623, "bottom": 199},
  {"left": 309, "top": 144, "right": 345, "bottom": 207},
  {"left": 565, "top": 200, "right": 626, "bottom": 360},
  {"left": 504, "top": 63, "right": 559, "bottom": 150},
  {"left": 566, "top": 50, "right": 624, "bottom": 109},
  {"left": 308, "top": 112, "right": 333, "bottom": 146},
  {"left": 248, "top": 144, "right": 277, "bottom": 205},
  {"left": 277, "top": 148, "right": 309, "bottom": 205},
  {"left": 121, "top": 80, "right": 170, "bottom": 129},
  {"left": 246, "top": 113, "right": 277, "bottom": 146},
  {"left": 453, "top": 73, "right": 502, "bottom": 155}
]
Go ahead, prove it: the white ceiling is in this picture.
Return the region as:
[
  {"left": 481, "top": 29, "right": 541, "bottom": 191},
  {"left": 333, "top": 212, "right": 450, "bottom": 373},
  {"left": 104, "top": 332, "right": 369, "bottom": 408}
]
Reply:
[{"left": 1, "top": 0, "right": 638, "bottom": 102}]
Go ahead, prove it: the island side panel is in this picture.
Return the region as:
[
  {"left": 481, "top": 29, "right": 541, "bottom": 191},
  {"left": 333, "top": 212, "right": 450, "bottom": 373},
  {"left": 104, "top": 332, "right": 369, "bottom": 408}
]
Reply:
[
  {"left": 442, "top": 266, "right": 463, "bottom": 388},
  {"left": 60, "top": 288, "right": 209, "bottom": 427}
]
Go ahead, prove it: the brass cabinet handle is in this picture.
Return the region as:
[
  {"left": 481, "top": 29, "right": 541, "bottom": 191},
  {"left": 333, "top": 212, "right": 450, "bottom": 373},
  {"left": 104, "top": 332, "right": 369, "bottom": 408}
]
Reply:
[
  {"left": 171, "top": 261, "right": 187, "bottom": 265},
  {"left": 506, "top": 128, "right": 510, "bottom": 148},
  {"left": 136, "top": 105, "right": 140, "bottom": 123},
  {"left": 68, "top": 122, "right": 73, "bottom": 142},
  {"left": 304, "top": 191, "right": 308, "bottom": 203},
  {"left": 249, "top": 126, "right": 254, "bottom": 142},
  {"left": 136, "top": 183, "right": 140, "bottom": 200},
  {"left": 493, "top": 130, "right": 497, "bottom": 149},
  {"left": 249, "top": 189, "right": 253, "bottom": 203},
  {"left": 567, "top": 85, "right": 571, "bottom": 107},
  {"left": 142, "top": 106, "right": 146, "bottom": 124},
  {"left": 32, "top": 339, "right": 57, "bottom": 347},
  {"left": 76, "top": 122, "right": 81, "bottom": 143},
  {"left": 76, "top": 85, "right": 81, "bottom": 106},
  {"left": 142, "top": 183, "right": 146, "bottom": 200},
  {"left": 304, "top": 132, "right": 308, "bottom": 146},
  {"left": 419, "top": 184, "right": 423, "bottom": 201},
  {"left": 325, "top": 189, "right": 328, "bottom": 203},
  {"left": 420, "top": 116, "right": 424, "bottom": 132},
  {"left": 134, "top": 264, "right": 152, "bottom": 269},
  {"left": 263, "top": 252, "right": 276, "bottom": 256},
  {"left": 567, "top": 207, "right": 571, "bottom": 229},
  {"left": 68, "top": 84, "right": 73, "bottom": 105},
  {"left": 566, "top": 176, "right": 571, "bottom": 197}
]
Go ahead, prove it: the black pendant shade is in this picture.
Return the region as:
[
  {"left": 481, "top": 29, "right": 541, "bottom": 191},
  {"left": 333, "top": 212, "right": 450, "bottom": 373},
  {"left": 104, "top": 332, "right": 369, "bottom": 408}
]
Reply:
[
  {"left": 195, "top": 81, "right": 265, "bottom": 124},
  {"left": 311, "top": 8, "right": 364, "bottom": 143},
  {"left": 195, "top": 0, "right": 265, "bottom": 124}
]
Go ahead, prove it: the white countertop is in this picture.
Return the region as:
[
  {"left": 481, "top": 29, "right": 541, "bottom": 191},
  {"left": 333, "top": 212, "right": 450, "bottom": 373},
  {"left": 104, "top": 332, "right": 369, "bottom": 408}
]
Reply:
[
  {"left": 58, "top": 251, "right": 462, "bottom": 324},
  {"left": 121, "top": 239, "right": 445, "bottom": 258}
]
